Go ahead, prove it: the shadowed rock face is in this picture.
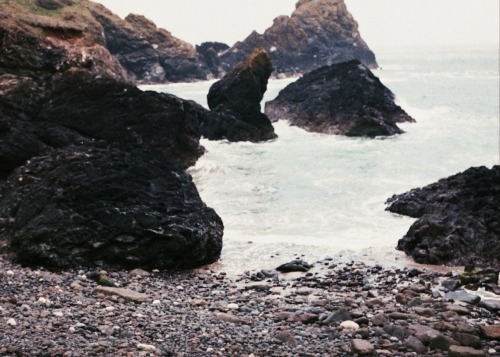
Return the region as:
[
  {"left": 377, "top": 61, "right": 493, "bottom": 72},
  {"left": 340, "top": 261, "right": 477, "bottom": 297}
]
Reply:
[
  {"left": 95, "top": 12, "right": 214, "bottom": 83},
  {"left": 265, "top": 60, "right": 414, "bottom": 137},
  {"left": 0, "top": 147, "right": 223, "bottom": 270},
  {"left": 220, "top": 0, "right": 377, "bottom": 77},
  {"left": 200, "top": 49, "right": 277, "bottom": 142},
  {"left": 0, "top": 71, "right": 224, "bottom": 270},
  {"left": 386, "top": 166, "right": 500, "bottom": 269},
  {"left": 0, "top": 0, "right": 224, "bottom": 270}
]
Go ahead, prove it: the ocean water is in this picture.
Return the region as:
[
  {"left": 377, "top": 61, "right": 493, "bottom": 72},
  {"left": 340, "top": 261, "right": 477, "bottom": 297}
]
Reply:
[{"left": 141, "top": 45, "right": 499, "bottom": 275}]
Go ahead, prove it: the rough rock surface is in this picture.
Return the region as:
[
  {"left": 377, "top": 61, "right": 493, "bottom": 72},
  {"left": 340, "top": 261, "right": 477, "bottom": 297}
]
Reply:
[
  {"left": 196, "top": 42, "right": 230, "bottom": 78},
  {"left": 202, "top": 49, "right": 277, "bottom": 142},
  {"left": 265, "top": 60, "right": 415, "bottom": 137},
  {"left": 0, "top": 1, "right": 224, "bottom": 270},
  {"left": 94, "top": 12, "right": 214, "bottom": 83},
  {"left": 220, "top": 0, "right": 377, "bottom": 76},
  {"left": 386, "top": 166, "right": 500, "bottom": 269},
  {"left": 0, "top": 147, "right": 223, "bottom": 270}
]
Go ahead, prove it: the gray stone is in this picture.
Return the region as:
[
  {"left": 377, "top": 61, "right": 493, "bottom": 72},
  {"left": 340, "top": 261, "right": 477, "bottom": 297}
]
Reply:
[
  {"left": 429, "top": 334, "right": 459, "bottom": 351},
  {"left": 94, "top": 287, "right": 149, "bottom": 303},
  {"left": 448, "top": 345, "right": 486, "bottom": 357},
  {"left": 323, "top": 308, "right": 352, "bottom": 324},
  {"left": 351, "top": 339, "right": 375, "bottom": 355},
  {"left": 404, "top": 335, "right": 427, "bottom": 354},
  {"left": 445, "top": 291, "right": 481, "bottom": 304},
  {"left": 478, "top": 299, "right": 500, "bottom": 312}
]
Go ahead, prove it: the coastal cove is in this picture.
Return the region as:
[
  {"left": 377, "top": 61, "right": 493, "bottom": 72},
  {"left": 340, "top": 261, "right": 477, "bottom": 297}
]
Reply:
[{"left": 141, "top": 44, "right": 500, "bottom": 275}]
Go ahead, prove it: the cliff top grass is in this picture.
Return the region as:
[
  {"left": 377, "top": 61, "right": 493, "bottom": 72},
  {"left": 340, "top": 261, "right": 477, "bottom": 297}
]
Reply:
[{"left": 0, "top": 0, "right": 105, "bottom": 33}]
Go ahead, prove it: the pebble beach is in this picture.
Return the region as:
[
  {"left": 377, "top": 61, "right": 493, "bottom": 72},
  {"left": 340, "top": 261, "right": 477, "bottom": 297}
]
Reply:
[{"left": 1, "top": 254, "right": 499, "bottom": 356}]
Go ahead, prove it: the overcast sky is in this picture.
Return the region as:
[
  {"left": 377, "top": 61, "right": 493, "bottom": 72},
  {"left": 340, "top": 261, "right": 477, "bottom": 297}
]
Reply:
[{"left": 92, "top": 0, "right": 499, "bottom": 49}]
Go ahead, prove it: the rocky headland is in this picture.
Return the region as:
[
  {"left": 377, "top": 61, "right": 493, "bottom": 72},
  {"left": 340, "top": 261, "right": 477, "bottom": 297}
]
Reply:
[
  {"left": 220, "top": 0, "right": 378, "bottom": 77},
  {"left": 0, "top": 0, "right": 223, "bottom": 270},
  {"left": 201, "top": 49, "right": 277, "bottom": 142},
  {"left": 265, "top": 60, "right": 415, "bottom": 137},
  {"left": 386, "top": 165, "right": 500, "bottom": 270}
]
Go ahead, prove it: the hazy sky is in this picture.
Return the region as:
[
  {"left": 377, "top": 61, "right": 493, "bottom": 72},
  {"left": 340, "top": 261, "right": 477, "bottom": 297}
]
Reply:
[{"left": 92, "top": 0, "right": 499, "bottom": 49}]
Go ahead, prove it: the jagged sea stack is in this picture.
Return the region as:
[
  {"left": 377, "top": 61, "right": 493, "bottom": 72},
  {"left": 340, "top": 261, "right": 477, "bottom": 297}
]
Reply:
[
  {"left": 220, "top": 0, "right": 377, "bottom": 76},
  {"left": 200, "top": 49, "right": 277, "bottom": 142},
  {"left": 265, "top": 60, "right": 415, "bottom": 137}
]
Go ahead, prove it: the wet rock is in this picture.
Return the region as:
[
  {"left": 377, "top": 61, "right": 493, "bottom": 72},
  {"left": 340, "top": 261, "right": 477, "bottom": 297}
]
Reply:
[
  {"left": 460, "top": 269, "right": 499, "bottom": 285},
  {"left": 276, "top": 259, "right": 311, "bottom": 273},
  {"left": 201, "top": 49, "right": 276, "bottom": 142},
  {"left": 265, "top": 60, "right": 414, "bottom": 137},
  {"left": 386, "top": 165, "right": 500, "bottom": 268}
]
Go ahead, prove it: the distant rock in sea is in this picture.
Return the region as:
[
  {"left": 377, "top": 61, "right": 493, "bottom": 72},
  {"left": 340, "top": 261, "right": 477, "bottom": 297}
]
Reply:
[
  {"left": 386, "top": 165, "right": 500, "bottom": 269},
  {"left": 220, "top": 0, "right": 377, "bottom": 77},
  {"left": 265, "top": 60, "right": 414, "bottom": 137},
  {"left": 200, "top": 49, "right": 277, "bottom": 142}
]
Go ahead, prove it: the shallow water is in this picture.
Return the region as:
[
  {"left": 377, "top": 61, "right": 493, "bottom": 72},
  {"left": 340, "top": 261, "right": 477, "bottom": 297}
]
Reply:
[{"left": 141, "top": 45, "right": 499, "bottom": 276}]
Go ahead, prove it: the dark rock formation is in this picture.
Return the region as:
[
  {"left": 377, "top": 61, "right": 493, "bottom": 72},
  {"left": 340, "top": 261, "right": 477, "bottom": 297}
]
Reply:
[
  {"left": 265, "top": 60, "right": 414, "bottom": 137},
  {"left": 37, "top": 71, "right": 206, "bottom": 168},
  {"left": 93, "top": 12, "right": 214, "bottom": 83},
  {"left": 201, "top": 49, "right": 277, "bottom": 142},
  {"left": 220, "top": 0, "right": 377, "bottom": 77},
  {"left": 386, "top": 166, "right": 500, "bottom": 269},
  {"left": 0, "top": 147, "right": 223, "bottom": 269},
  {"left": 196, "top": 42, "right": 230, "bottom": 78},
  {"left": 0, "top": 0, "right": 224, "bottom": 270}
]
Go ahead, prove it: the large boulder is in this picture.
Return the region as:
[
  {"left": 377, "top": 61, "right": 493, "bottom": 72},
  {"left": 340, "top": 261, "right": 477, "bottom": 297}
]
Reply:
[
  {"left": 220, "top": 0, "right": 377, "bottom": 76},
  {"left": 265, "top": 60, "right": 414, "bottom": 137},
  {"left": 201, "top": 49, "right": 277, "bottom": 142},
  {"left": 37, "top": 71, "right": 206, "bottom": 168},
  {"left": 0, "top": 147, "right": 223, "bottom": 270},
  {"left": 386, "top": 166, "right": 500, "bottom": 269}
]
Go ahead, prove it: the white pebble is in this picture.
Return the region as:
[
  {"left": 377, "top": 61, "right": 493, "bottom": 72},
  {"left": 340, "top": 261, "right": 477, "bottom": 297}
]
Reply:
[
  {"left": 68, "top": 326, "right": 76, "bottom": 333},
  {"left": 227, "top": 303, "right": 239, "bottom": 310},
  {"left": 6, "top": 270, "right": 14, "bottom": 276},
  {"left": 7, "top": 318, "right": 16, "bottom": 326},
  {"left": 176, "top": 285, "right": 184, "bottom": 291},
  {"left": 37, "top": 297, "right": 47, "bottom": 304},
  {"left": 340, "top": 320, "right": 360, "bottom": 330},
  {"left": 152, "top": 300, "right": 161, "bottom": 306},
  {"left": 53, "top": 311, "right": 64, "bottom": 317},
  {"left": 137, "top": 343, "right": 157, "bottom": 352},
  {"left": 105, "top": 306, "right": 115, "bottom": 311}
]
